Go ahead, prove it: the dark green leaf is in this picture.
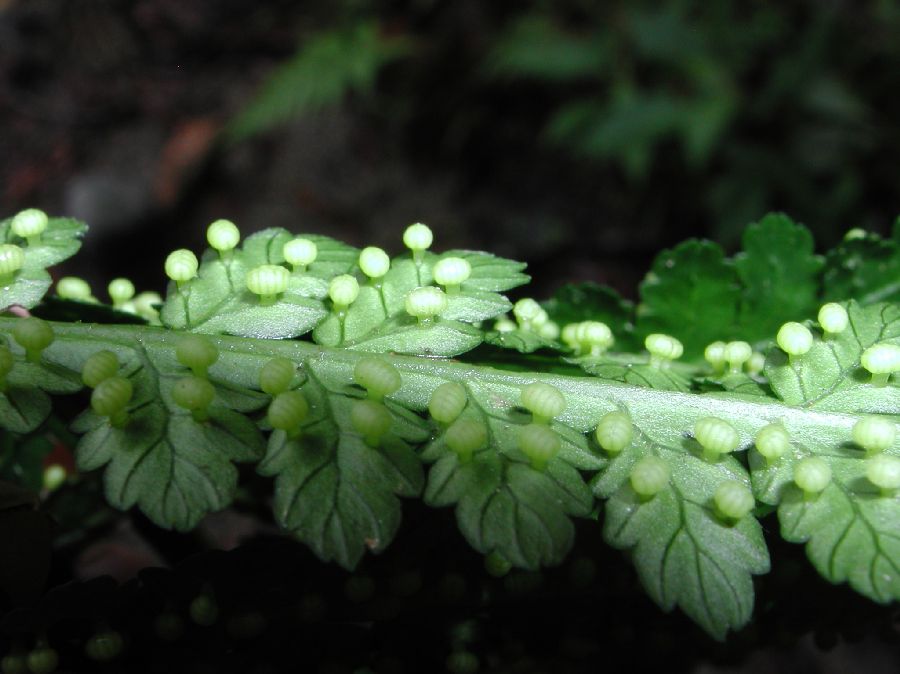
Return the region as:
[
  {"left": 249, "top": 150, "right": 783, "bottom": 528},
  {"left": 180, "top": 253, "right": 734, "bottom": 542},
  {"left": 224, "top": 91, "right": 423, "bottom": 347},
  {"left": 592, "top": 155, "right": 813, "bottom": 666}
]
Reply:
[
  {"left": 734, "top": 213, "right": 823, "bottom": 342},
  {"left": 542, "top": 282, "right": 638, "bottom": 351},
  {"left": 0, "top": 433, "right": 52, "bottom": 493},
  {"left": 0, "top": 349, "right": 82, "bottom": 433},
  {"left": 823, "top": 232, "right": 900, "bottom": 305},
  {"left": 0, "top": 387, "right": 51, "bottom": 434},
  {"left": 636, "top": 240, "right": 741, "bottom": 359}
]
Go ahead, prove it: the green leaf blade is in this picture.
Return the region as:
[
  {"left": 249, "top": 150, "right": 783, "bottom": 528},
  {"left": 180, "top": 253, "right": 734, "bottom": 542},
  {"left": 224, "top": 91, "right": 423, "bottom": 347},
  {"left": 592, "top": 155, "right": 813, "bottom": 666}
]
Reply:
[
  {"left": 596, "top": 429, "right": 769, "bottom": 640},
  {"left": 257, "top": 364, "right": 426, "bottom": 568},
  {"left": 0, "top": 215, "right": 87, "bottom": 309},
  {"left": 160, "top": 234, "right": 330, "bottom": 339},
  {"left": 778, "top": 480, "right": 900, "bottom": 603},
  {"left": 636, "top": 240, "right": 741, "bottom": 359},
  {"left": 766, "top": 301, "right": 900, "bottom": 412},
  {"left": 823, "top": 232, "right": 900, "bottom": 305},
  {"left": 734, "top": 213, "right": 823, "bottom": 342}
]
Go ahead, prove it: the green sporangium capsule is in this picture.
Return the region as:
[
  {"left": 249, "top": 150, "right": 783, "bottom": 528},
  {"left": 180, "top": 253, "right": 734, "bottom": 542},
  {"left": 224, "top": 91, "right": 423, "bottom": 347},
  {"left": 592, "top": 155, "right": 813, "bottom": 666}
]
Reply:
[
  {"left": 405, "top": 286, "right": 447, "bottom": 321},
  {"left": 595, "top": 410, "right": 633, "bottom": 454},
  {"left": 704, "top": 341, "right": 727, "bottom": 373},
  {"left": 172, "top": 376, "right": 216, "bottom": 422},
  {"left": 445, "top": 418, "right": 487, "bottom": 463},
  {"left": 865, "top": 454, "right": 900, "bottom": 496},
  {"left": 561, "top": 322, "right": 578, "bottom": 348},
  {"left": 777, "top": 322, "right": 813, "bottom": 362},
  {"left": 433, "top": 256, "right": 471, "bottom": 293},
  {"left": 629, "top": 456, "right": 670, "bottom": 500},
  {"left": 283, "top": 237, "right": 318, "bottom": 272},
  {"left": 746, "top": 351, "right": 765, "bottom": 376},
  {"left": 446, "top": 651, "right": 480, "bottom": 674},
  {"left": 358, "top": 246, "right": 390, "bottom": 280},
  {"left": 0, "top": 243, "right": 24, "bottom": 284},
  {"left": 268, "top": 390, "right": 309, "bottom": 438},
  {"left": 165, "top": 249, "right": 199, "bottom": 288},
  {"left": 82, "top": 350, "right": 119, "bottom": 388},
  {"left": 538, "top": 320, "right": 560, "bottom": 340},
  {"left": 694, "top": 416, "right": 740, "bottom": 462},
  {"left": 818, "top": 302, "right": 848, "bottom": 336},
  {"left": 576, "top": 321, "right": 613, "bottom": 356},
  {"left": 493, "top": 317, "right": 516, "bottom": 333},
  {"left": 724, "top": 341, "right": 752, "bottom": 374},
  {"left": 754, "top": 423, "right": 791, "bottom": 464},
  {"left": 520, "top": 381, "right": 566, "bottom": 424},
  {"left": 175, "top": 334, "right": 219, "bottom": 377},
  {"left": 43, "top": 464, "right": 67, "bottom": 492},
  {"left": 11, "top": 208, "right": 48, "bottom": 245},
  {"left": 512, "top": 298, "right": 542, "bottom": 329},
  {"left": 645, "top": 333, "right": 683, "bottom": 368},
  {"left": 189, "top": 594, "right": 218, "bottom": 627},
  {"left": 133, "top": 291, "right": 163, "bottom": 321},
  {"left": 84, "top": 631, "right": 124, "bottom": 663},
  {"left": 259, "top": 357, "right": 295, "bottom": 396},
  {"left": 0, "top": 344, "right": 14, "bottom": 392},
  {"left": 351, "top": 399, "right": 392, "bottom": 447},
  {"left": 107, "top": 277, "right": 135, "bottom": 307},
  {"left": 246, "top": 264, "right": 290, "bottom": 306},
  {"left": 860, "top": 342, "right": 900, "bottom": 387},
  {"left": 57, "top": 276, "right": 94, "bottom": 302},
  {"left": 484, "top": 550, "right": 512, "bottom": 577},
  {"left": 852, "top": 416, "right": 897, "bottom": 454},
  {"left": 793, "top": 457, "right": 831, "bottom": 497},
  {"left": 354, "top": 356, "right": 401, "bottom": 401},
  {"left": 328, "top": 274, "right": 360, "bottom": 311},
  {"left": 12, "top": 317, "right": 54, "bottom": 363},
  {"left": 518, "top": 423, "right": 560, "bottom": 471},
  {"left": 207, "top": 219, "right": 240, "bottom": 257},
  {"left": 91, "top": 376, "right": 133, "bottom": 427},
  {"left": 25, "top": 646, "right": 58, "bottom": 674},
  {"left": 1, "top": 653, "right": 27, "bottom": 674},
  {"left": 429, "top": 381, "right": 467, "bottom": 424},
  {"left": 713, "top": 480, "right": 755, "bottom": 522},
  {"left": 403, "top": 222, "right": 433, "bottom": 264}
]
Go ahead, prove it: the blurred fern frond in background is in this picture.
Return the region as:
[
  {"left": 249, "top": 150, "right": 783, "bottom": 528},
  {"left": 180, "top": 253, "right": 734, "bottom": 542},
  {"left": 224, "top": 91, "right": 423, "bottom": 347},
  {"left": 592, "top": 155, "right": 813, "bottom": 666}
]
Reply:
[
  {"left": 227, "top": 21, "right": 411, "bottom": 141},
  {"left": 477, "top": 2, "right": 882, "bottom": 244}
]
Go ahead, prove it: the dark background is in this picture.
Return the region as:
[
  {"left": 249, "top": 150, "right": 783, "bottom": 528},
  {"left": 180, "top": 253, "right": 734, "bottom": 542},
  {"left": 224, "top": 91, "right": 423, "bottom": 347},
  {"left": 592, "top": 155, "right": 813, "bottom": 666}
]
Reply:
[{"left": 3, "top": 0, "right": 900, "bottom": 300}]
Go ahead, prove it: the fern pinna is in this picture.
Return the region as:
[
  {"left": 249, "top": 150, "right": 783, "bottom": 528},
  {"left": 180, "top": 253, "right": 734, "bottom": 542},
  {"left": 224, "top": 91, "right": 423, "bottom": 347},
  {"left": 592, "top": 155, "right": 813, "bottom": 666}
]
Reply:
[{"left": 1, "top": 210, "right": 899, "bottom": 640}]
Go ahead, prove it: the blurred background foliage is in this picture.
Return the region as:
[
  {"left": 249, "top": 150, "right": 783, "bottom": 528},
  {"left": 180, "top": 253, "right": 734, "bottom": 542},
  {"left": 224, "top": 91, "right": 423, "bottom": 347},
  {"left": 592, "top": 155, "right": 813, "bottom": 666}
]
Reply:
[{"left": 1, "top": 0, "right": 900, "bottom": 296}]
